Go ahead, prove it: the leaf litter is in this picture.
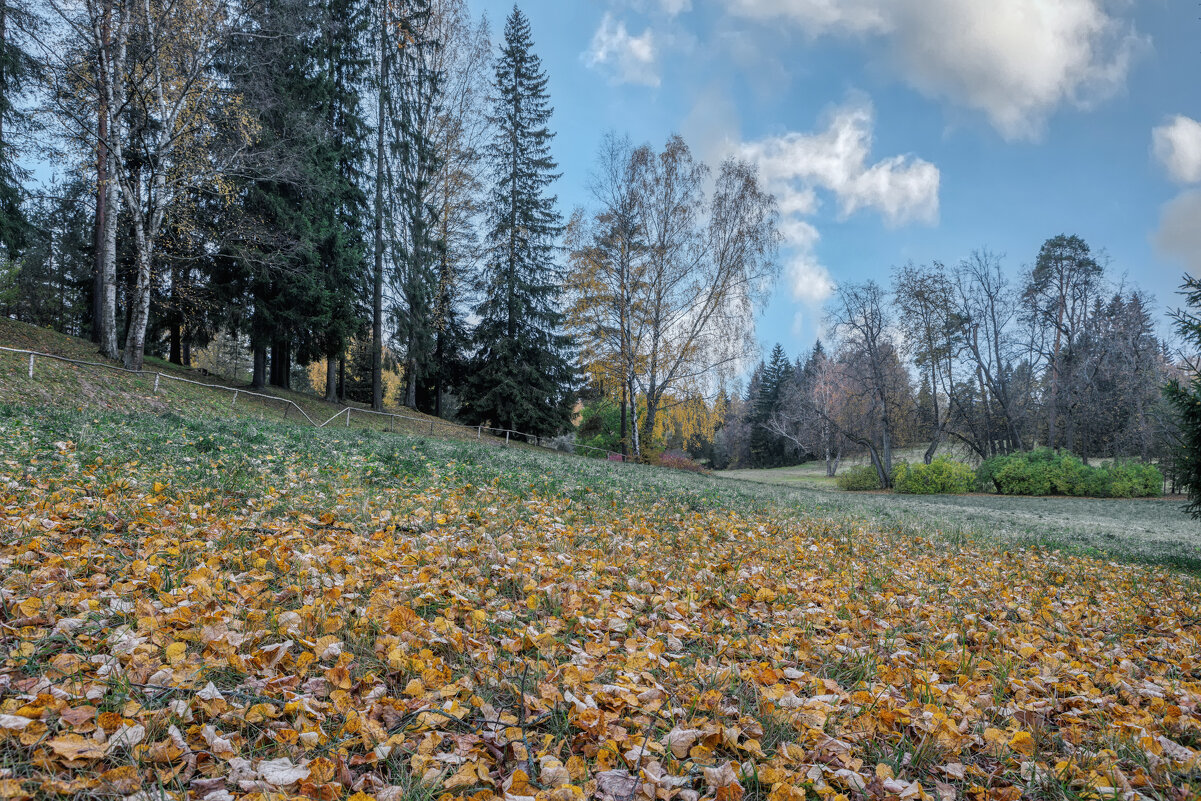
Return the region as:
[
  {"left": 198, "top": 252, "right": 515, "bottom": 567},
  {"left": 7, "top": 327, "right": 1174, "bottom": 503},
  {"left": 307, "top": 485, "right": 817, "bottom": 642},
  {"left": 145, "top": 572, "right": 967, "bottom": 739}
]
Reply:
[{"left": 0, "top": 412, "right": 1198, "bottom": 801}]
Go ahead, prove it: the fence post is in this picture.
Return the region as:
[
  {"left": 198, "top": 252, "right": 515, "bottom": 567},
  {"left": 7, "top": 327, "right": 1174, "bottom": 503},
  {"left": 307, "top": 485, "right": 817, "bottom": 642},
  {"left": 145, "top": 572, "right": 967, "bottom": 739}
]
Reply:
[
  {"left": 430, "top": 420, "right": 435, "bottom": 435},
  {"left": 345, "top": 408, "right": 350, "bottom": 428},
  {"left": 232, "top": 390, "right": 238, "bottom": 406},
  {"left": 477, "top": 425, "right": 481, "bottom": 440},
  {"left": 505, "top": 430, "right": 510, "bottom": 446},
  {"left": 28, "top": 353, "right": 34, "bottom": 379},
  {"left": 153, "top": 374, "right": 160, "bottom": 394},
  {"left": 283, "top": 404, "right": 289, "bottom": 420}
]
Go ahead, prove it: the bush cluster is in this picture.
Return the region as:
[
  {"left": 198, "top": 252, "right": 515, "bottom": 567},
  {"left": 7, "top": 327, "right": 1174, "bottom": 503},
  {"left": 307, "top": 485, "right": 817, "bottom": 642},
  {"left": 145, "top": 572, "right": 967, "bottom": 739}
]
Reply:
[
  {"left": 977, "top": 449, "right": 1163, "bottom": 498},
  {"left": 657, "top": 451, "right": 707, "bottom": 474},
  {"left": 836, "top": 464, "right": 882, "bottom": 491},
  {"left": 891, "top": 458, "right": 976, "bottom": 494}
]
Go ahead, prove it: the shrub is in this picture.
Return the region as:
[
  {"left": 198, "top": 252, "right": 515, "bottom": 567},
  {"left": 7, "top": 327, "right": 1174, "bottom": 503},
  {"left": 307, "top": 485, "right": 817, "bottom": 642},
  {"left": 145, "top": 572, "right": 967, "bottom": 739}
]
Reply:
[
  {"left": 975, "top": 449, "right": 1164, "bottom": 498},
  {"left": 892, "top": 458, "right": 975, "bottom": 494},
  {"left": 993, "top": 457, "right": 1053, "bottom": 496},
  {"left": 658, "top": 451, "right": 707, "bottom": 474},
  {"left": 837, "top": 464, "right": 882, "bottom": 491},
  {"left": 976, "top": 456, "right": 1005, "bottom": 492}
]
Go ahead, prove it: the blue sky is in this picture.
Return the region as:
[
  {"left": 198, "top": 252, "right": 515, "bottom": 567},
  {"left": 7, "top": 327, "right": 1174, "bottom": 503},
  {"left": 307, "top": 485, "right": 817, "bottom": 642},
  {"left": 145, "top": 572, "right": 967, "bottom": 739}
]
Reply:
[{"left": 467, "top": 0, "right": 1201, "bottom": 358}]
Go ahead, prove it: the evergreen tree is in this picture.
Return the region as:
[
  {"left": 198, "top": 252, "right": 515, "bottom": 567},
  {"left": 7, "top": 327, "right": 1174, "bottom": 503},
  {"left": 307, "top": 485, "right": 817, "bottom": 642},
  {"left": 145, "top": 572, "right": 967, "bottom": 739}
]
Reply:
[
  {"left": 459, "top": 6, "right": 574, "bottom": 436},
  {"left": 219, "top": 0, "right": 368, "bottom": 389},
  {"left": 750, "top": 343, "right": 792, "bottom": 467},
  {"left": 314, "top": 0, "right": 370, "bottom": 395},
  {"left": 1166, "top": 275, "right": 1201, "bottom": 518},
  {"left": 0, "top": 0, "right": 33, "bottom": 256},
  {"left": 390, "top": 0, "right": 444, "bottom": 411}
]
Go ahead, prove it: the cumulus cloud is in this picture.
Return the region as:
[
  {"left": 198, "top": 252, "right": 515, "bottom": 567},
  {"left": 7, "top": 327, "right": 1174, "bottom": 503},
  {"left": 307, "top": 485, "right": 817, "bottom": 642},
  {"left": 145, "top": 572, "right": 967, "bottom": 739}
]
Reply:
[
  {"left": 739, "top": 100, "right": 940, "bottom": 226},
  {"left": 726, "top": 0, "right": 1145, "bottom": 140},
  {"left": 737, "top": 99, "right": 939, "bottom": 306},
  {"left": 584, "top": 13, "right": 660, "bottom": 87},
  {"left": 1154, "top": 189, "right": 1201, "bottom": 274},
  {"left": 1153, "top": 116, "right": 1201, "bottom": 185}
]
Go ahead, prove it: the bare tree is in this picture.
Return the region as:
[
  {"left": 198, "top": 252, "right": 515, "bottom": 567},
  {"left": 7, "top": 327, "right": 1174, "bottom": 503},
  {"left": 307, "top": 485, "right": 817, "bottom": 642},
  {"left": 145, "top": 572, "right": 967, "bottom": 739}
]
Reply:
[
  {"left": 568, "top": 134, "right": 779, "bottom": 459},
  {"left": 826, "top": 281, "right": 902, "bottom": 486},
  {"left": 632, "top": 136, "right": 780, "bottom": 455},
  {"left": 893, "top": 261, "right": 962, "bottom": 463},
  {"left": 949, "top": 250, "right": 1030, "bottom": 457},
  {"left": 566, "top": 132, "right": 646, "bottom": 457},
  {"left": 766, "top": 347, "right": 845, "bottom": 476},
  {"left": 36, "top": 0, "right": 251, "bottom": 368}
]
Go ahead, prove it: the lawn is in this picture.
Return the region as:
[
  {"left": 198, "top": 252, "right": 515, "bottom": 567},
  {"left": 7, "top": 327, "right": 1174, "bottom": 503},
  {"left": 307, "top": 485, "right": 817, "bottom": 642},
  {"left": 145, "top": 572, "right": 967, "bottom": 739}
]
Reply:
[
  {"left": 0, "top": 403, "right": 1199, "bottom": 800},
  {"left": 720, "top": 460, "right": 1198, "bottom": 573}
]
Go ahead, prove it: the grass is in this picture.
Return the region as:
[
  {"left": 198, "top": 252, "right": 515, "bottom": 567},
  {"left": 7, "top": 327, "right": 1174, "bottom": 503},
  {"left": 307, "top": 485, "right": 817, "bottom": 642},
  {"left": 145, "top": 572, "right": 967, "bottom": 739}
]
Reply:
[
  {"left": 0, "top": 318, "right": 542, "bottom": 449},
  {"left": 0, "top": 403, "right": 1198, "bottom": 799},
  {"left": 720, "top": 454, "right": 1198, "bottom": 573}
]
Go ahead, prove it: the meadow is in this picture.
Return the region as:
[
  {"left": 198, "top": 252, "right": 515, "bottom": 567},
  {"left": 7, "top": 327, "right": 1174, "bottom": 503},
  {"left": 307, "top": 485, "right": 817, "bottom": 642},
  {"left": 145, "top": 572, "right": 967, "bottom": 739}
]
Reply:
[{"left": 1, "top": 323, "right": 1200, "bottom": 799}]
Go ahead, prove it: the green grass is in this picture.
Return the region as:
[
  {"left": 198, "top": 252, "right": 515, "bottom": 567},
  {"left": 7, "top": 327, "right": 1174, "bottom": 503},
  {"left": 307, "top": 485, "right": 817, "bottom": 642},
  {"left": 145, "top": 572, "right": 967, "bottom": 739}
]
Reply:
[
  {"left": 716, "top": 463, "right": 1198, "bottom": 572},
  {"left": 0, "top": 318, "right": 532, "bottom": 448},
  {"left": 2, "top": 318, "right": 1198, "bottom": 573}
]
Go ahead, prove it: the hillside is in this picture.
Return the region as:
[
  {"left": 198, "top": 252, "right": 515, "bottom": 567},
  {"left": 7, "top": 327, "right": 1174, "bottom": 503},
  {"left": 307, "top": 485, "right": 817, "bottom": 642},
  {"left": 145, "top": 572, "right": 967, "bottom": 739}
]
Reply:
[
  {"left": 0, "top": 318, "right": 521, "bottom": 447},
  {"left": 0, "top": 400, "right": 1199, "bottom": 799}
]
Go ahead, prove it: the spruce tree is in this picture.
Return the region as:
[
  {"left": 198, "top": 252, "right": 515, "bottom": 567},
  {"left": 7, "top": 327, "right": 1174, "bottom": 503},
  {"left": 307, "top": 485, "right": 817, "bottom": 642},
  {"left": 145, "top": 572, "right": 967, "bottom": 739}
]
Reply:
[
  {"left": 750, "top": 343, "right": 791, "bottom": 467},
  {"left": 0, "top": 0, "right": 32, "bottom": 256},
  {"left": 391, "top": 0, "right": 444, "bottom": 411},
  {"left": 460, "top": 6, "right": 574, "bottom": 437},
  {"left": 219, "top": 0, "right": 368, "bottom": 389}
]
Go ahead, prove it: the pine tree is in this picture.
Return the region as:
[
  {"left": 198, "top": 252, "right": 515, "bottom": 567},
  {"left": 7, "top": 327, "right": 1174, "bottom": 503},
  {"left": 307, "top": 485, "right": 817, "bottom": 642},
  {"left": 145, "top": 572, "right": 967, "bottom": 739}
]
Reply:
[
  {"left": 1166, "top": 275, "right": 1201, "bottom": 518},
  {"left": 459, "top": 6, "right": 574, "bottom": 437}
]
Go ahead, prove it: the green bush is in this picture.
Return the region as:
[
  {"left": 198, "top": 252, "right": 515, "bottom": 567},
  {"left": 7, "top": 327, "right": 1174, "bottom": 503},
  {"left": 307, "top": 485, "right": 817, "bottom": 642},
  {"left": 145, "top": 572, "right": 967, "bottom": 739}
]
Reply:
[
  {"left": 837, "top": 464, "right": 882, "bottom": 491},
  {"left": 993, "top": 456, "right": 1053, "bottom": 496},
  {"left": 892, "top": 457, "right": 975, "bottom": 494},
  {"left": 975, "top": 449, "right": 1163, "bottom": 498}
]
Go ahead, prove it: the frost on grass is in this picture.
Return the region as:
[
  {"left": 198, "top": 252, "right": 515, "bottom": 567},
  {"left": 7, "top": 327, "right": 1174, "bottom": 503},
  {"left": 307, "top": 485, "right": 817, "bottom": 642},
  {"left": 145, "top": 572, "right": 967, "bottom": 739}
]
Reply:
[{"left": 0, "top": 411, "right": 1199, "bottom": 801}]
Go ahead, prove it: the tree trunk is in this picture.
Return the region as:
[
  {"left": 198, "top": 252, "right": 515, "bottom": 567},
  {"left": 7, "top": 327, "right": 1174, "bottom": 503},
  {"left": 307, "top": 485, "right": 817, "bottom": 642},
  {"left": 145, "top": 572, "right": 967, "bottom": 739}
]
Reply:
[
  {"left": 122, "top": 216, "right": 153, "bottom": 371},
  {"left": 405, "top": 356, "right": 417, "bottom": 408},
  {"left": 92, "top": 131, "right": 106, "bottom": 344},
  {"left": 620, "top": 381, "right": 628, "bottom": 458},
  {"left": 370, "top": 0, "right": 388, "bottom": 412},
  {"left": 270, "top": 339, "right": 290, "bottom": 389},
  {"left": 169, "top": 323, "right": 181, "bottom": 365},
  {"left": 866, "top": 442, "right": 888, "bottom": 489},
  {"left": 251, "top": 343, "right": 267, "bottom": 388},
  {"left": 337, "top": 353, "right": 346, "bottom": 403},
  {"left": 325, "top": 357, "right": 337, "bottom": 403},
  {"left": 96, "top": 0, "right": 122, "bottom": 361}
]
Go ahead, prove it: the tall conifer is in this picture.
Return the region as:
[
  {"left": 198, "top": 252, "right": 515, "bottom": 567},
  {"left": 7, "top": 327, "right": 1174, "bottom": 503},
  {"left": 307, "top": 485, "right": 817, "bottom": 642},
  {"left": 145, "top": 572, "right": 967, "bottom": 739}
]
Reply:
[{"left": 460, "top": 5, "right": 573, "bottom": 436}]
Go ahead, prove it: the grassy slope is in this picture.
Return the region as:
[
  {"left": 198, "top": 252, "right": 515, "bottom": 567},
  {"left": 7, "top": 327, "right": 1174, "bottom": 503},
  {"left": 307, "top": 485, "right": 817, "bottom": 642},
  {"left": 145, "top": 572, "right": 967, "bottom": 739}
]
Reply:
[
  {"left": 0, "top": 318, "right": 511, "bottom": 446},
  {"left": 2, "top": 317, "right": 1198, "bottom": 571},
  {"left": 1, "top": 404, "right": 1200, "bottom": 798}
]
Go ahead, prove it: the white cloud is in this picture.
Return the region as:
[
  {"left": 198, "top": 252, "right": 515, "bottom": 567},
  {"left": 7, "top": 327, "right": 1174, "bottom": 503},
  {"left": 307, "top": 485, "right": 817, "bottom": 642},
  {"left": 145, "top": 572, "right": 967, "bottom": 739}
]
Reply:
[
  {"left": 659, "top": 0, "right": 691, "bottom": 15},
  {"left": 584, "top": 13, "right": 660, "bottom": 87},
  {"left": 726, "top": 0, "right": 1145, "bottom": 140},
  {"left": 1153, "top": 116, "right": 1201, "bottom": 185},
  {"left": 1154, "top": 189, "right": 1201, "bottom": 274},
  {"left": 739, "top": 100, "right": 940, "bottom": 227},
  {"left": 737, "top": 98, "right": 939, "bottom": 307}
]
